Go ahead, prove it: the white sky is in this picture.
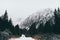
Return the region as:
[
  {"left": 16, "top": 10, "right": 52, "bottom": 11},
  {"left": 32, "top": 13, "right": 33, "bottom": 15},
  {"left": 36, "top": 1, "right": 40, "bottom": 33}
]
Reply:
[{"left": 0, "top": 0, "right": 60, "bottom": 25}]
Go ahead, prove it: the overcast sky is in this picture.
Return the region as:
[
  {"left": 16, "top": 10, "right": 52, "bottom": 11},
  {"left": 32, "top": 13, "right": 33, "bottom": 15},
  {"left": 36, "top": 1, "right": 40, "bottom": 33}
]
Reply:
[{"left": 0, "top": 0, "right": 60, "bottom": 25}]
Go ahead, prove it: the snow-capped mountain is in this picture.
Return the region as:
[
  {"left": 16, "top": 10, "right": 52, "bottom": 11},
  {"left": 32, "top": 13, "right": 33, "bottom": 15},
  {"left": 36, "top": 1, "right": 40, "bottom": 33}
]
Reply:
[{"left": 19, "top": 8, "right": 55, "bottom": 29}]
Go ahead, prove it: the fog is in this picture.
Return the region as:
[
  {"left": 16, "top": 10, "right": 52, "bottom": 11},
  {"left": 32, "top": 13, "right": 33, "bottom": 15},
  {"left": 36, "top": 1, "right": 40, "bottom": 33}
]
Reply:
[{"left": 0, "top": 0, "right": 59, "bottom": 25}]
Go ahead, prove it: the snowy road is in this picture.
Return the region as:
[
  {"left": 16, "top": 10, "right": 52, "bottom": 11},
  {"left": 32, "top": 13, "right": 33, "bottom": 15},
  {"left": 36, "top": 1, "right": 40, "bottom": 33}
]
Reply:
[{"left": 9, "top": 35, "right": 35, "bottom": 40}]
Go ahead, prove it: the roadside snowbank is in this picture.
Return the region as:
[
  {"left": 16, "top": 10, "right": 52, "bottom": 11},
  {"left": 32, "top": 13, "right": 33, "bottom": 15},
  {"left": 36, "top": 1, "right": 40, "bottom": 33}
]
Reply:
[{"left": 9, "top": 34, "right": 35, "bottom": 40}]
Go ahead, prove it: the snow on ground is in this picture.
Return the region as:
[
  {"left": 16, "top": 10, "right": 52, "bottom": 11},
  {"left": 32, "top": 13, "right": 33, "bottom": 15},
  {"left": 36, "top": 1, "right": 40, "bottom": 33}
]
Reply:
[{"left": 9, "top": 34, "right": 35, "bottom": 40}]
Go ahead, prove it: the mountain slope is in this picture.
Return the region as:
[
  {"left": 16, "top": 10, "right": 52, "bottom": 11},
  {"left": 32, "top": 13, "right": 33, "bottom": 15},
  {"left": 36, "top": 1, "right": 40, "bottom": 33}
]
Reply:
[{"left": 20, "top": 9, "right": 55, "bottom": 29}]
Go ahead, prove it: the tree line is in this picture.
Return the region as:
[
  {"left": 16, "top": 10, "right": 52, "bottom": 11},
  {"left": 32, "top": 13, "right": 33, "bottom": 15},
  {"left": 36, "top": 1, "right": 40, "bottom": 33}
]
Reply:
[
  {"left": 0, "top": 10, "right": 23, "bottom": 36},
  {"left": 0, "top": 8, "right": 60, "bottom": 37},
  {"left": 27, "top": 8, "right": 60, "bottom": 37}
]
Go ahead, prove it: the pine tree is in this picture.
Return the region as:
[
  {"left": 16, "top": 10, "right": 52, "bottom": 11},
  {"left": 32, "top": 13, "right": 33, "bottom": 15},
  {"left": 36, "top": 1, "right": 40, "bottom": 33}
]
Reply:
[
  {"left": 58, "top": 8, "right": 60, "bottom": 12},
  {"left": 0, "top": 10, "right": 9, "bottom": 31},
  {"left": 44, "top": 21, "right": 52, "bottom": 33},
  {"left": 54, "top": 8, "right": 60, "bottom": 34},
  {"left": 28, "top": 22, "right": 37, "bottom": 36},
  {"left": 3, "top": 10, "right": 8, "bottom": 21},
  {"left": 0, "top": 17, "right": 3, "bottom": 31},
  {"left": 14, "top": 24, "right": 20, "bottom": 35},
  {"left": 37, "top": 23, "right": 44, "bottom": 34},
  {"left": 8, "top": 18, "right": 15, "bottom": 34}
]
